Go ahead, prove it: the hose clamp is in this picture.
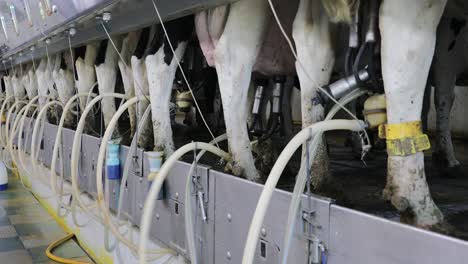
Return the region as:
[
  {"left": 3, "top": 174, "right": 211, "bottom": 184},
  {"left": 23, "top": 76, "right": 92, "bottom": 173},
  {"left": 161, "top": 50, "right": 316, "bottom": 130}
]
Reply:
[{"left": 378, "top": 121, "right": 430, "bottom": 156}]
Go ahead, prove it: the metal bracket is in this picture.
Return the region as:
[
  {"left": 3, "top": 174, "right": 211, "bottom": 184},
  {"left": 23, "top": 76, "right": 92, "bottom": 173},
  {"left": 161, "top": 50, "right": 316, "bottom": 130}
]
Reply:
[{"left": 132, "top": 152, "right": 141, "bottom": 177}]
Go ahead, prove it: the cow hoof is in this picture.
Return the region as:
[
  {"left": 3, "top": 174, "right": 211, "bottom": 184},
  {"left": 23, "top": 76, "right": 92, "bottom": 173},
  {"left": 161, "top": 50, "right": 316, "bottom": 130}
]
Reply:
[
  {"left": 440, "top": 165, "right": 466, "bottom": 179},
  {"left": 224, "top": 161, "right": 243, "bottom": 177},
  {"left": 429, "top": 221, "right": 455, "bottom": 236}
]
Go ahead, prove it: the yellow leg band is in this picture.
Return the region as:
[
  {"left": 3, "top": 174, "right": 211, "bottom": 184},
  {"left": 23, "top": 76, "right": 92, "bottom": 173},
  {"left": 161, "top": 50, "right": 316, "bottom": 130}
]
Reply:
[{"left": 378, "top": 121, "right": 431, "bottom": 156}]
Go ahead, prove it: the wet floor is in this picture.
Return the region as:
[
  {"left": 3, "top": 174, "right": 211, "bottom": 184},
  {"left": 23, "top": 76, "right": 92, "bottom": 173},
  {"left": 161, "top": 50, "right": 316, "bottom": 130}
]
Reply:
[
  {"left": 321, "top": 131, "right": 468, "bottom": 240},
  {"left": 0, "top": 173, "right": 94, "bottom": 264}
]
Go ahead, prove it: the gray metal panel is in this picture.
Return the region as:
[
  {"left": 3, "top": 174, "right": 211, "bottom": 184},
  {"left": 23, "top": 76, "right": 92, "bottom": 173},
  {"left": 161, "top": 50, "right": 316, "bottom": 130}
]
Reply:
[
  {"left": 3, "top": 0, "right": 239, "bottom": 67},
  {"left": 18, "top": 116, "right": 27, "bottom": 153},
  {"left": 37, "top": 120, "right": 46, "bottom": 165},
  {"left": 129, "top": 147, "right": 144, "bottom": 225},
  {"left": 36, "top": 119, "right": 46, "bottom": 165},
  {"left": 186, "top": 163, "right": 214, "bottom": 263},
  {"left": 147, "top": 161, "right": 213, "bottom": 261},
  {"left": 212, "top": 170, "right": 331, "bottom": 264},
  {"left": 118, "top": 144, "right": 135, "bottom": 219},
  {"left": 328, "top": 205, "right": 468, "bottom": 264},
  {"left": 42, "top": 121, "right": 57, "bottom": 168},
  {"left": 80, "top": 134, "right": 99, "bottom": 194},
  {"left": 23, "top": 116, "right": 36, "bottom": 155},
  {"left": 10, "top": 113, "right": 18, "bottom": 147},
  {"left": 61, "top": 127, "right": 75, "bottom": 181}
]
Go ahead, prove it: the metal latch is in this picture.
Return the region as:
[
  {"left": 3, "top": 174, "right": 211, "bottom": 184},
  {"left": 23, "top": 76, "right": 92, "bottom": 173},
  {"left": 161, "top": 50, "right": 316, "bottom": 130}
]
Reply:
[
  {"left": 301, "top": 208, "right": 327, "bottom": 264},
  {"left": 192, "top": 144, "right": 208, "bottom": 222},
  {"left": 132, "top": 152, "right": 141, "bottom": 177}
]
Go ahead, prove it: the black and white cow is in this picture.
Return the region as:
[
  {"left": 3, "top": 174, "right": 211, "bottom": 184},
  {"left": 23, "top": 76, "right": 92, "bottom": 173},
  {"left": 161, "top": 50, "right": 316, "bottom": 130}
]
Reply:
[
  {"left": 424, "top": 0, "right": 468, "bottom": 177},
  {"left": 195, "top": 0, "right": 448, "bottom": 227}
]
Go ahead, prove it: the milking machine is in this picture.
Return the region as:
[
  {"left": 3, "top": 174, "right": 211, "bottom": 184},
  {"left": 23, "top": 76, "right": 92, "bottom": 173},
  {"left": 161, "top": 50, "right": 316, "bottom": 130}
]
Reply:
[{"left": 249, "top": 75, "right": 287, "bottom": 142}]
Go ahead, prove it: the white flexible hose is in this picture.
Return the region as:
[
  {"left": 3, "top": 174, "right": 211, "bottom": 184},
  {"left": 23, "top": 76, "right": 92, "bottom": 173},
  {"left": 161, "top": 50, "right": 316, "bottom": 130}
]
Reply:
[
  {"left": 184, "top": 134, "right": 228, "bottom": 264},
  {"left": 70, "top": 93, "right": 127, "bottom": 223},
  {"left": 113, "top": 105, "right": 152, "bottom": 239},
  {"left": 17, "top": 108, "right": 38, "bottom": 165},
  {"left": 242, "top": 119, "right": 366, "bottom": 264},
  {"left": 116, "top": 105, "right": 151, "bottom": 221},
  {"left": 7, "top": 99, "right": 51, "bottom": 198},
  {"left": 139, "top": 142, "right": 231, "bottom": 264},
  {"left": 281, "top": 89, "right": 368, "bottom": 263},
  {"left": 96, "top": 96, "right": 175, "bottom": 256},
  {"left": 11, "top": 95, "right": 39, "bottom": 175},
  {"left": 0, "top": 96, "right": 15, "bottom": 148},
  {"left": 104, "top": 104, "right": 153, "bottom": 255},
  {"left": 17, "top": 107, "right": 39, "bottom": 183},
  {"left": 30, "top": 100, "right": 64, "bottom": 199},
  {"left": 50, "top": 92, "right": 97, "bottom": 214},
  {"left": 31, "top": 100, "right": 63, "bottom": 173},
  {"left": 8, "top": 106, "right": 28, "bottom": 178},
  {"left": 5, "top": 100, "right": 27, "bottom": 148},
  {"left": 2, "top": 100, "right": 27, "bottom": 171}
]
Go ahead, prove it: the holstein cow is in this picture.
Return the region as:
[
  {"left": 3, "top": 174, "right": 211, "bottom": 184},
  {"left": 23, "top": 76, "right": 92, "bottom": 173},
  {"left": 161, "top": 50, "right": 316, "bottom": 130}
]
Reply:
[
  {"left": 118, "top": 31, "right": 141, "bottom": 140},
  {"left": 10, "top": 67, "right": 26, "bottom": 102},
  {"left": 293, "top": 0, "right": 448, "bottom": 227},
  {"left": 95, "top": 36, "right": 123, "bottom": 138},
  {"left": 145, "top": 17, "right": 194, "bottom": 156},
  {"left": 424, "top": 0, "right": 467, "bottom": 177},
  {"left": 379, "top": 0, "right": 447, "bottom": 227},
  {"left": 197, "top": 0, "right": 447, "bottom": 227},
  {"left": 35, "top": 57, "right": 57, "bottom": 121},
  {"left": 75, "top": 42, "right": 99, "bottom": 114},
  {"left": 130, "top": 27, "right": 155, "bottom": 149},
  {"left": 195, "top": 0, "right": 297, "bottom": 182},
  {"left": 52, "top": 52, "right": 76, "bottom": 127},
  {"left": 23, "top": 63, "right": 38, "bottom": 101}
]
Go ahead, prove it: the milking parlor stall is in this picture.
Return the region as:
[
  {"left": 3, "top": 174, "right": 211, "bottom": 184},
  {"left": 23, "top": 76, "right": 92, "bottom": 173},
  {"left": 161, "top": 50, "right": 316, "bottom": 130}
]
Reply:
[{"left": 1, "top": 0, "right": 468, "bottom": 263}]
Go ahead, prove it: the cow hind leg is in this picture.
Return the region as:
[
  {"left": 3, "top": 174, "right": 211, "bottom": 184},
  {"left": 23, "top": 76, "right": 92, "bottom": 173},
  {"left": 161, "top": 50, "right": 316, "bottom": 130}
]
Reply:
[
  {"left": 212, "top": 0, "right": 271, "bottom": 182},
  {"left": 380, "top": 0, "right": 446, "bottom": 227},
  {"left": 146, "top": 43, "right": 187, "bottom": 157},
  {"left": 293, "top": 0, "right": 334, "bottom": 189},
  {"left": 433, "top": 63, "right": 463, "bottom": 178},
  {"left": 131, "top": 57, "right": 153, "bottom": 149}
]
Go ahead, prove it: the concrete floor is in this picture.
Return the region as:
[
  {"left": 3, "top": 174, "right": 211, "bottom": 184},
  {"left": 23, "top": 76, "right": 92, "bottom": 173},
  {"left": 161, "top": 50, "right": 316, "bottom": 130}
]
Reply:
[
  {"left": 0, "top": 173, "right": 94, "bottom": 264},
  {"left": 322, "top": 132, "right": 468, "bottom": 240}
]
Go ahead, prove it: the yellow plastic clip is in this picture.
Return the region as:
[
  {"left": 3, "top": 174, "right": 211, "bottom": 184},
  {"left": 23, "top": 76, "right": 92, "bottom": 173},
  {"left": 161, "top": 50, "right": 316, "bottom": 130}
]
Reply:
[{"left": 378, "top": 121, "right": 431, "bottom": 156}]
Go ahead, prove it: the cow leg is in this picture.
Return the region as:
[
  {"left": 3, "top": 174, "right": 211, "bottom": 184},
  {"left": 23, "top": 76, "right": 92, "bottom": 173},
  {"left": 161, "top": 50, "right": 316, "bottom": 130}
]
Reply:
[
  {"left": 431, "top": 16, "right": 466, "bottom": 178},
  {"left": 36, "top": 59, "right": 51, "bottom": 111},
  {"left": 146, "top": 42, "right": 187, "bottom": 156},
  {"left": 76, "top": 43, "right": 98, "bottom": 111},
  {"left": 118, "top": 33, "right": 140, "bottom": 137},
  {"left": 293, "top": 0, "right": 334, "bottom": 189},
  {"left": 212, "top": 0, "right": 270, "bottom": 181},
  {"left": 380, "top": 0, "right": 446, "bottom": 227},
  {"left": 433, "top": 67, "right": 461, "bottom": 176},
  {"left": 131, "top": 57, "right": 153, "bottom": 149},
  {"left": 54, "top": 68, "right": 75, "bottom": 126},
  {"left": 95, "top": 38, "right": 122, "bottom": 137},
  {"left": 119, "top": 62, "right": 136, "bottom": 136},
  {"left": 421, "top": 80, "right": 432, "bottom": 133}
]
